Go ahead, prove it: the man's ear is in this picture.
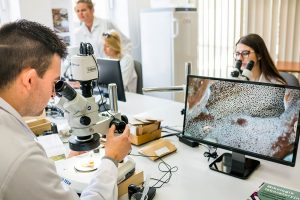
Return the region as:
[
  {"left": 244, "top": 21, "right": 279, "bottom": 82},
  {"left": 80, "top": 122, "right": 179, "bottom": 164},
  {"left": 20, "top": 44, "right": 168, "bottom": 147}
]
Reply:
[{"left": 21, "top": 68, "right": 38, "bottom": 90}]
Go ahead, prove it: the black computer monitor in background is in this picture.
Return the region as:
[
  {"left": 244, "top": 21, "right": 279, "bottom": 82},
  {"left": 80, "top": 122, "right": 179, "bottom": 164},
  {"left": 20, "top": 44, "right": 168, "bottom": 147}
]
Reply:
[
  {"left": 182, "top": 75, "right": 300, "bottom": 179},
  {"left": 96, "top": 58, "right": 126, "bottom": 102}
]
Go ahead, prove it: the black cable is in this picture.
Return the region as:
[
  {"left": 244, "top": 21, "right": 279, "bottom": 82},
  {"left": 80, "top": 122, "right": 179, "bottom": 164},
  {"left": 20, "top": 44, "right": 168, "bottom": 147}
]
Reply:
[
  {"left": 160, "top": 133, "right": 180, "bottom": 138},
  {"left": 150, "top": 157, "right": 178, "bottom": 188},
  {"left": 169, "top": 126, "right": 217, "bottom": 160},
  {"left": 129, "top": 153, "right": 178, "bottom": 189},
  {"left": 161, "top": 126, "right": 182, "bottom": 138},
  {"left": 161, "top": 126, "right": 182, "bottom": 134},
  {"left": 201, "top": 145, "right": 218, "bottom": 161},
  {"left": 91, "top": 54, "right": 114, "bottom": 117},
  {"left": 91, "top": 53, "right": 123, "bottom": 133},
  {"left": 63, "top": 65, "right": 71, "bottom": 79}
]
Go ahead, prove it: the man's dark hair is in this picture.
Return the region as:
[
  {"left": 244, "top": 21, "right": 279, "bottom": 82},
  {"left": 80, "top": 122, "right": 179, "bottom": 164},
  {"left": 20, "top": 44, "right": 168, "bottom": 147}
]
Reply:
[{"left": 0, "top": 19, "right": 67, "bottom": 89}]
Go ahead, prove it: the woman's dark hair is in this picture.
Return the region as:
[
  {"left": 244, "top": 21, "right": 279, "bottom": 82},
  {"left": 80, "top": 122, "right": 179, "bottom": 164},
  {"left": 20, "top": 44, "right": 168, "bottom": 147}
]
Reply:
[{"left": 236, "top": 33, "right": 286, "bottom": 84}]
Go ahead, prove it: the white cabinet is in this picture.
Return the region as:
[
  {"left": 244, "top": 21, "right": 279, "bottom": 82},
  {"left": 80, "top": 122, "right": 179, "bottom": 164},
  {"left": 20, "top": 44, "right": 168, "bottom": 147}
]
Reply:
[{"left": 140, "top": 7, "right": 198, "bottom": 102}]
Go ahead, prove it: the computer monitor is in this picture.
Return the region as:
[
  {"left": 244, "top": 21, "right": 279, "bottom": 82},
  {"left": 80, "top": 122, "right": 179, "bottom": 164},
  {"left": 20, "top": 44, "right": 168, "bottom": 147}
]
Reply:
[
  {"left": 182, "top": 75, "right": 300, "bottom": 179},
  {"left": 96, "top": 58, "right": 126, "bottom": 102}
]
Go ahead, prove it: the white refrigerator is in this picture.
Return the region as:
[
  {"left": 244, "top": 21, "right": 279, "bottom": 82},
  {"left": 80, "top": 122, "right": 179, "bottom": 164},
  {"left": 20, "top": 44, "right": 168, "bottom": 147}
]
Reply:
[{"left": 140, "top": 7, "right": 198, "bottom": 102}]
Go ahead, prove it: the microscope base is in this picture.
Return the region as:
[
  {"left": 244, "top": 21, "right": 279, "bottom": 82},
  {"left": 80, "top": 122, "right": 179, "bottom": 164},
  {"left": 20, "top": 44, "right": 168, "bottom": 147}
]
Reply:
[{"left": 69, "top": 133, "right": 100, "bottom": 151}]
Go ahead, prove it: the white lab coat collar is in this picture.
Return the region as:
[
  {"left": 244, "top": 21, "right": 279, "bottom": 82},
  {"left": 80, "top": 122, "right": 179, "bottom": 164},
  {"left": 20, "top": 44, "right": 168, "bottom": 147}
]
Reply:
[
  {"left": 0, "top": 97, "right": 36, "bottom": 139},
  {"left": 81, "top": 17, "right": 102, "bottom": 34}
]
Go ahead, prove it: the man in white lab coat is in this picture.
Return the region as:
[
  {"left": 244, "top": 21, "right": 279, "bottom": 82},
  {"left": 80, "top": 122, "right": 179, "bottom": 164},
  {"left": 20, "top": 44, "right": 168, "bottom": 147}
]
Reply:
[
  {"left": 0, "top": 19, "right": 131, "bottom": 200},
  {"left": 74, "top": 0, "right": 132, "bottom": 58}
]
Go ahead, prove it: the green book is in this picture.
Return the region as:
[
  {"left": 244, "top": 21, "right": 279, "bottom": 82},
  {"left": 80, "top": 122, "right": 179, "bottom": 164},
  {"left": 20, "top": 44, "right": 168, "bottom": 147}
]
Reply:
[{"left": 248, "top": 182, "right": 300, "bottom": 200}]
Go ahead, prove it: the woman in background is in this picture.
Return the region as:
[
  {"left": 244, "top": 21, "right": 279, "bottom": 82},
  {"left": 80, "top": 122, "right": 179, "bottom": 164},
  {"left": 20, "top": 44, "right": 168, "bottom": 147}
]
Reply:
[
  {"left": 102, "top": 30, "right": 137, "bottom": 93},
  {"left": 234, "top": 33, "right": 286, "bottom": 84},
  {"left": 74, "top": 0, "right": 132, "bottom": 58}
]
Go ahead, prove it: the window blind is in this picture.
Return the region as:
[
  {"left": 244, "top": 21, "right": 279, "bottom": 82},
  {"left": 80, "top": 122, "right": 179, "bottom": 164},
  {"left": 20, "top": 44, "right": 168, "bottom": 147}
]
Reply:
[{"left": 197, "top": 0, "right": 300, "bottom": 77}]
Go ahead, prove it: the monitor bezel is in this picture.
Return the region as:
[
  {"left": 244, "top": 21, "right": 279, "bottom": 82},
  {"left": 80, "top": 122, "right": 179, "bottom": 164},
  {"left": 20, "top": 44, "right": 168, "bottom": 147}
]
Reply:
[
  {"left": 96, "top": 58, "right": 126, "bottom": 102},
  {"left": 182, "top": 75, "right": 300, "bottom": 167}
]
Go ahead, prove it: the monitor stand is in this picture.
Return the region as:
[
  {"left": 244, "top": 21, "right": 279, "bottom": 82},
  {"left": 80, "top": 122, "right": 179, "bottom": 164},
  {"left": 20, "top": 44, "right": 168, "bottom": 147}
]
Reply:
[{"left": 209, "top": 152, "right": 260, "bottom": 179}]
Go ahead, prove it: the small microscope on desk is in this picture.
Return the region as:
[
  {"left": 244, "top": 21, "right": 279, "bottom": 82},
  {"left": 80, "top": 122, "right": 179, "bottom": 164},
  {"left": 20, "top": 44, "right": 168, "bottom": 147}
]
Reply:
[{"left": 55, "top": 43, "right": 135, "bottom": 183}]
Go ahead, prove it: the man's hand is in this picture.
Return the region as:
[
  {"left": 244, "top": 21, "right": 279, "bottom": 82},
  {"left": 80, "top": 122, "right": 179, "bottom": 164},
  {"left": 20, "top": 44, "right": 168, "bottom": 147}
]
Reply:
[{"left": 105, "top": 124, "right": 132, "bottom": 162}]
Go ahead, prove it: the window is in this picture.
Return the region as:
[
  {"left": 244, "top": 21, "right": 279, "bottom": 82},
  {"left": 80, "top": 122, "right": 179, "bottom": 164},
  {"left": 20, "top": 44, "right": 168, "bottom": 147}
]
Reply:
[{"left": 198, "top": 0, "right": 300, "bottom": 78}]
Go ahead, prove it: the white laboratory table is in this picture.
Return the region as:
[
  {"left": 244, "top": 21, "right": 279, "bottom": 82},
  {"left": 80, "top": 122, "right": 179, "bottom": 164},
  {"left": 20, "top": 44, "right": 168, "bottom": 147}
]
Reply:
[
  {"left": 55, "top": 92, "right": 300, "bottom": 200},
  {"left": 118, "top": 92, "right": 184, "bottom": 128}
]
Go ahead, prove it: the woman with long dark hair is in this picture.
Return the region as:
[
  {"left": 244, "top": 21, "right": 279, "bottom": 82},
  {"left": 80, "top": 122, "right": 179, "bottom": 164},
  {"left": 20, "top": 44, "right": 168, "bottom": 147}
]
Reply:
[{"left": 235, "top": 33, "right": 286, "bottom": 84}]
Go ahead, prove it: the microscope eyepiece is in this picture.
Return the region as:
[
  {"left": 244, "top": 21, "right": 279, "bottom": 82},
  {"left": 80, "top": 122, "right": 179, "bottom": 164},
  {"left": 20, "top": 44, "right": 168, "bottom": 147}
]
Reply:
[{"left": 55, "top": 80, "right": 77, "bottom": 101}]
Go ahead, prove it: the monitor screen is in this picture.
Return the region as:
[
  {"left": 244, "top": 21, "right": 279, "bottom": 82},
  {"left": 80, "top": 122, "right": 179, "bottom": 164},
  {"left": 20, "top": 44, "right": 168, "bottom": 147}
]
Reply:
[
  {"left": 96, "top": 58, "right": 126, "bottom": 102},
  {"left": 182, "top": 75, "right": 300, "bottom": 179}
]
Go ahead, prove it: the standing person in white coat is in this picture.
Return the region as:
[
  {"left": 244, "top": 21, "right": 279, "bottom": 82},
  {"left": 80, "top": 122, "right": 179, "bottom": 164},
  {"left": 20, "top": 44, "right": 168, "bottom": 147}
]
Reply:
[
  {"left": 74, "top": 0, "right": 132, "bottom": 58},
  {"left": 0, "top": 20, "right": 131, "bottom": 200},
  {"left": 102, "top": 30, "right": 137, "bottom": 93}
]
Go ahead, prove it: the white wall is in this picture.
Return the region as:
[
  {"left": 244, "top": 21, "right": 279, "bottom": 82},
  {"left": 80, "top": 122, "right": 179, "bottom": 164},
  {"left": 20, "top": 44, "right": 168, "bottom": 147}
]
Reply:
[
  {"left": 108, "top": 0, "right": 151, "bottom": 62},
  {"left": 150, "top": 0, "right": 196, "bottom": 8},
  {"left": 0, "top": 0, "right": 20, "bottom": 25},
  {"left": 109, "top": 1, "right": 130, "bottom": 37},
  {"left": 18, "top": 0, "right": 52, "bottom": 28},
  {"left": 1, "top": 0, "right": 192, "bottom": 62},
  {"left": 0, "top": 0, "right": 72, "bottom": 30},
  {"left": 127, "top": 0, "right": 151, "bottom": 62}
]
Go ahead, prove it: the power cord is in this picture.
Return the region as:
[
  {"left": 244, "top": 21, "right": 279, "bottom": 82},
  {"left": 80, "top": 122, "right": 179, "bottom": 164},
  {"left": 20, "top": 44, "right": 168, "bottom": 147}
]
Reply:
[
  {"left": 161, "top": 126, "right": 182, "bottom": 133},
  {"left": 91, "top": 53, "right": 127, "bottom": 133},
  {"left": 151, "top": 157, "right": 178, "bottom": 188},
  {"left": 201, "top": 145, "right": 218, "bottom": 161},
  {"left": 160, "top": 133, "right": 180, "bottom": 138},
  {"left": 161, "top": 126, "right": 182, "bottom": 138},
  {"left": 160, "top": 125, "right": 219, "bottom": 161},
  {"left": 129, "top": 153, "right": 178, "bottom": 189},
  {"left": 91, "top": 54, "right": 115, "bottom": 118}
]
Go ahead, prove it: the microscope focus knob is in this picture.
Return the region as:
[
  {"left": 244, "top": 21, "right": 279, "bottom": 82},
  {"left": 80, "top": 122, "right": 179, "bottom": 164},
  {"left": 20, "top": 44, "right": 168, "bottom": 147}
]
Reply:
[{"left": 80, "top": 116, "right": 91, "bottom": 126}]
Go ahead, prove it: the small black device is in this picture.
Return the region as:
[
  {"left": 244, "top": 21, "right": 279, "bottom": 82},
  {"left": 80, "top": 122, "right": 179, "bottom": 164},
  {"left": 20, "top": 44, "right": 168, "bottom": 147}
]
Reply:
[
  {"left": 109, "top": 115, "right": 128, "bottom": 133},
  {"left": 128, "top": 184, "right": 156, "bottom": 200},
  {"left": 178, "top": 135, "right": 199, "bottom": 147},
  {"left": 96, "top": 58, "right": 126, "bottom": 102}
]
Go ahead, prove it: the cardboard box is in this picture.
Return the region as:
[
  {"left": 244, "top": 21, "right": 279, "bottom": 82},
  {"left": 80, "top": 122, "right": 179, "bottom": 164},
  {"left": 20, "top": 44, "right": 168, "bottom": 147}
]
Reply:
[
  {"left": 130, "top": 121, "right": 161, "bottom": 136},
  {"left": 26, "top": 118, "right": 52, "bottom": 136},
  {"left": 130, "top": 129, "right": 161, "bottom": 146},
  {"left": 139, "top": 138, "right": 177, "bottom": 161},
  {"left": 118, "top": 170, "right": 144, "bottom": 197}
]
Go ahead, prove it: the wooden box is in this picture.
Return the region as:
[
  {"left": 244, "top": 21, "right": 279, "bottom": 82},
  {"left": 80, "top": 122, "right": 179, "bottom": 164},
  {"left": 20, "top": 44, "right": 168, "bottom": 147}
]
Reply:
[
  {"left": 26, "top": 118, "right": 52, "bottom": 136},
  {"left": 130, "top": 129, "right": 161, "bottom": 146},
  {"left": 130, "top": 121, "right": 161, "bottom": 136},
  {"left": 118, "top": 170, "right": 144, "bottom": 197}
]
